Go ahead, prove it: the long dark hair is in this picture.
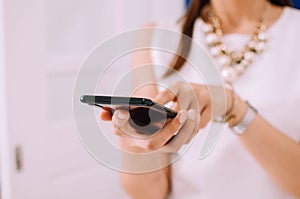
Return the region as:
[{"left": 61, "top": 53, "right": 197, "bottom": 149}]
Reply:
[{"left": 166, "top": 0, "right": 292, "bottom": 76}]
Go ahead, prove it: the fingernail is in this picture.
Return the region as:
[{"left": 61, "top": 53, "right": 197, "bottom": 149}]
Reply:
[
  {"left": 179, "top": 111, "right": 187, "bottom": 123},
  {"left": 117, "top": 111, "right": 127, "bottom": 120},
  {"left": 188, "top": 109, "right": 197, "bottom": 121}
]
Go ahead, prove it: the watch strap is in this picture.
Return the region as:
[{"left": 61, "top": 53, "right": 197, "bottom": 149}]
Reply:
[{"left": 231, "top": 101, "right": 257, "bottom": 135}]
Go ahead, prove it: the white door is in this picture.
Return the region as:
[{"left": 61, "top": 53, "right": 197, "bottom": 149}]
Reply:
[{"left": 1, "top": 0, "right": 184, "bottom": 198}]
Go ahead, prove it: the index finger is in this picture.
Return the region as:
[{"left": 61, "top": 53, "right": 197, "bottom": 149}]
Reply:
[
  {"left": 154, "top": 86, "right": 178, "bottom": 105},
  {"left": 147, "top": 110, "right": 187, "bottom": 150}
]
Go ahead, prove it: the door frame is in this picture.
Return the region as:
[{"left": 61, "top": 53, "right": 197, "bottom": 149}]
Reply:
[{"left": 0, "top": 0, "right": 12, "bottom": 198}]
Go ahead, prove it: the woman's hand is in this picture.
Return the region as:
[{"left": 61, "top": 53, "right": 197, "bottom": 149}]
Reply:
[
  {"left": 99, "top": 82, "right": 234, "bottom": 153},
  {"left": 154, "top": 82, "right": 234, "bottom": 130},
  {"left": 114, "top": 109, "right": 194, "bottom": 153},
  {"left": 100, "top": 106, "right": 199, "bottom": 153}
]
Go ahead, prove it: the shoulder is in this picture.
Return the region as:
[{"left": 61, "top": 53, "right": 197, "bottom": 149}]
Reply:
[
  {"left": 285, "top": 6, "right": 300, "bottom": 17},
  {"left": 283, "top": 6, "right": 300, "bottom": 27},
  {"left": 269, "top": 7, "right": 300, "bottom": 39},
  {"left": 284, "top": 7, "right": 300, "bottom": 40}
]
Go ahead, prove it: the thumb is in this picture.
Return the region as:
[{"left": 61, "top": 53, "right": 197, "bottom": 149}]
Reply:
[{"left": 112, "top": 109, "right": 130, "bottom": 128}]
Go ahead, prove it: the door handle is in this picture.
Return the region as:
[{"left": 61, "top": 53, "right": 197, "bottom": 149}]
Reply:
[{"left": 15, "top": 146, "right": 23, "bottom": 172}]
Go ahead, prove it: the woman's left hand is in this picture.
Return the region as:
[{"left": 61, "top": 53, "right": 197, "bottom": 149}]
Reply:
[{"left": 154, "top": 82, "right": 233, "bottom": 138}]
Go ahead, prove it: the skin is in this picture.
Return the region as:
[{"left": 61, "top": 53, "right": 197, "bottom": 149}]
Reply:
[{"left": 100, "top": 0, "right": 300, "bottom": 198}]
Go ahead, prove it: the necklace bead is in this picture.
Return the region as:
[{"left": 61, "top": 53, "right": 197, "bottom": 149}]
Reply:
[
  {"left": 257, "top": 41, "right": 266, "bottom": 52},
  {"left": 206, "top": 33, "right": 220, "bottom": 45},
  {"left": 244, "top": 51, "right": 255, "bottom": 60},
  {"left": 258, "top": 32, "right": 267, "bottom": 41},
  {"left": 221, "top": 68, "right": 238, "bottom": 83},
  {"left": 236, "top": 63, "right": 246, "bottom": 74},
  {"left": 202, "top": 23, "right": 214, "bottom": 33},
  {"left": 218, "top": 55, "right": 231, "bottom": 66},
  {"left": 210, "top": 46, "right": 222, "bottom": 56}
]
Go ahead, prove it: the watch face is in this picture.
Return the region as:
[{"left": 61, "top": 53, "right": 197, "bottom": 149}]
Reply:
[
  {"left": 231, "top": 104, "right": 257, "bottom": 135},
  {"left": 232, "top": 125, "right": 246, "bottom": 135}
]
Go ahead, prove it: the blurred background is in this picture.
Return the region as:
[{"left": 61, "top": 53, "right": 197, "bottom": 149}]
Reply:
[
  {"left": 0, "top": 0, "right": 299, "bottom": 199},
  {"left": 0, "top": 0, "right": 184, "bottom": 198}
]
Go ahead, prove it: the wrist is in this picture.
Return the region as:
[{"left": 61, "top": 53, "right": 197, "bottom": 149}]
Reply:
[
  {"left": 214, "top": 90, "right": 247, "bottom": 124},
  {"left": 229, "top": 98, "right": 258, "bottom": 135},
  {"left": 228, "top": 95, "right": 248, "bottom": 127},
  {"left": 214, "top": 89, "right": 258, "bottom": 135}
]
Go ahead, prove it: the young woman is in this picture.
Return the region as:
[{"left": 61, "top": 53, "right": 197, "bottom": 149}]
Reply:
[{"left": 101, "top": 0, "right": 300, "bottom": 198}]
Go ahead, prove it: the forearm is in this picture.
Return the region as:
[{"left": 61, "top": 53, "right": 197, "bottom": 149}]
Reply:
[
  {"left": 121, "top": 167, "right": 170, "bottom": 199},
  {"left": 239, "top": 114, "right": 300, "bottom": 197},
  {"left": 119, "top": 139, "right": 171, "bottom": 199}
]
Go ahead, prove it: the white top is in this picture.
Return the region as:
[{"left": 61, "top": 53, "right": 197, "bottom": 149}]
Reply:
[{"left": 151, "top": 7, "right": 300, "bottom": 199}]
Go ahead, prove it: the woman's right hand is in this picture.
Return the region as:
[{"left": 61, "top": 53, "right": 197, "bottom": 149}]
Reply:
[{"left": 100, "top": 108, "right": 198, "bottom": 153}]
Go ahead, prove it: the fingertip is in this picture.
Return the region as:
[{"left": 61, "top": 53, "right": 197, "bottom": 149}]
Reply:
[
  {"left": 188, "top": 109, "right": 197, "bottom": 121},
  {"left": 115, "top": 109, "right": 129, "bottom": 120},
  {"left": 100, "top": 110, "right": 112, "bottom": 121},
  {"left": 178, "top": 110, "right": 187, "bottom": 124}
]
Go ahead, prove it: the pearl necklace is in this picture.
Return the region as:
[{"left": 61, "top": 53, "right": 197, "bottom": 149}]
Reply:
[{"left": 202, "top": 2, "right": 270, "bottom": 84}]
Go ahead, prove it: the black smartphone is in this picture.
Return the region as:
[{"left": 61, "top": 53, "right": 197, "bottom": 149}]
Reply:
[{"left": 80, "top": 95, "right": 178, "bottom": 136}]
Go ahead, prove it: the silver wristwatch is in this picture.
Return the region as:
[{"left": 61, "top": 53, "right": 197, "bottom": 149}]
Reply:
[{"left": 231, "top": 101, "right": 258, "bottom": 135}]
